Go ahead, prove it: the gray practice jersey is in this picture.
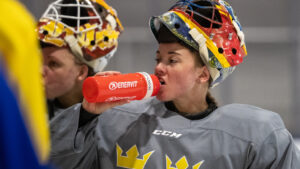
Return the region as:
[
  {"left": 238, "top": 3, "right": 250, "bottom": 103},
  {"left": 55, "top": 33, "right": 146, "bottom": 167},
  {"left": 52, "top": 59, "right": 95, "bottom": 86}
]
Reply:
[{"left": 50, "top": 98, "right": 300, "bottom": 169}]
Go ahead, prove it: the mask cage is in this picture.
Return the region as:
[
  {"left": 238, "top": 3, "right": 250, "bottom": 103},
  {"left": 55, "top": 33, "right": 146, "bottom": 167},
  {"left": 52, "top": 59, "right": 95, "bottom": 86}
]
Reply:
[{"left": 41, "top": 0, "right": 103, "bottom": 34}]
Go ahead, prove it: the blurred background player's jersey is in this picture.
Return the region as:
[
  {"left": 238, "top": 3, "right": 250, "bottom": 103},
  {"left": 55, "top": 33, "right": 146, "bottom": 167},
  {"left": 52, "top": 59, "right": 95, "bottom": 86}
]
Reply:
[{"left": 0, "top": 0, "right": 51, "bottom": 168}]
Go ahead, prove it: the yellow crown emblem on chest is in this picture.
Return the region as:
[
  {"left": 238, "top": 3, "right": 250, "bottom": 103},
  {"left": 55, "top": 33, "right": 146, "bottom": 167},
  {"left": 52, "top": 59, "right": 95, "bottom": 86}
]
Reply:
[{"left": 116, "top": 144, "right": 154, "bottom": 169}]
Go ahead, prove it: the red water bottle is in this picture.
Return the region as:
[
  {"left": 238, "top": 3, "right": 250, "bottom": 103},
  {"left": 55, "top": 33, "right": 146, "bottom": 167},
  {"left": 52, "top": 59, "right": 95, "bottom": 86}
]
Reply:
[{"left": 82, "top": 72, "right": 160, "bottom": 103}]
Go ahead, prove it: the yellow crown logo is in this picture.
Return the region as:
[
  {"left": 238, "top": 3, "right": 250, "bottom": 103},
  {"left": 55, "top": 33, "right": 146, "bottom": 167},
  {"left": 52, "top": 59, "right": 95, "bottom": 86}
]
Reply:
[
  {"left": 166, "top": 155, "right": 204, "bottom": 169},
  {"left": 116, "top": 144, "right": 154, "bottom": 169}
]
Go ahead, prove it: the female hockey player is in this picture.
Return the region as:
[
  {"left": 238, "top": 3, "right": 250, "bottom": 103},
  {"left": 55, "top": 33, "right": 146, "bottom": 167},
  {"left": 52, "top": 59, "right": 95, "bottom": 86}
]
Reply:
[
  {"left": 37, "top": 0, "right": 123, "bottom": 119},
  {"left": 50, "top": 0, "right": 300, "bottom": 168}
]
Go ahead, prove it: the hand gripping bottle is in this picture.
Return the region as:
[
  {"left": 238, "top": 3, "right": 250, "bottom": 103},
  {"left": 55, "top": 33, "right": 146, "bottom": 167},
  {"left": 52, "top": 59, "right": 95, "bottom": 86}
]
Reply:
[{"left": 82, "top": 72, "right": 160, "bottom": 102}]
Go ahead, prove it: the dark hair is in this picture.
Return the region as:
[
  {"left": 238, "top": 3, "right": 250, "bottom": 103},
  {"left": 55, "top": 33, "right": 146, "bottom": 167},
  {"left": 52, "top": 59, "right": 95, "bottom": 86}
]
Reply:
[
  {"left": 157, "top": 25, "right": 205, "bottom": 67},
  {"left": 40, "top": 41, "right": 55, "bottom": 48}
]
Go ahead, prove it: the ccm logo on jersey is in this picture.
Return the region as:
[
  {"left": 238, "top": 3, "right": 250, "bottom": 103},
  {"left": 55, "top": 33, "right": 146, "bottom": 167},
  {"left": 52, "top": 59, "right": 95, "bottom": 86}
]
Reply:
[{"left": 152, "top": 130, "right": 182, "bottom": 138}]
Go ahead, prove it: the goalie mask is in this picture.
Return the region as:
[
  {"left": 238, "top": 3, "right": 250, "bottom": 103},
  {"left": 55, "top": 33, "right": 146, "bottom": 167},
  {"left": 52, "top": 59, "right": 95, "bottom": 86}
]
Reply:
[
  {"left": 150, "top": 0, "right": 247, "bottom": 87},
  {"left": 37, "top": 0, "right": 123, "bottom": 72}
]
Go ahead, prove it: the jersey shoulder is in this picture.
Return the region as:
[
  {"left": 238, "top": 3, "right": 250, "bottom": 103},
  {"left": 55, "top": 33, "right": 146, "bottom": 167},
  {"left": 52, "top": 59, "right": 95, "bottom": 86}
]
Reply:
[{"left": 205, "top": 103, "right": 286, "bottom": 143}]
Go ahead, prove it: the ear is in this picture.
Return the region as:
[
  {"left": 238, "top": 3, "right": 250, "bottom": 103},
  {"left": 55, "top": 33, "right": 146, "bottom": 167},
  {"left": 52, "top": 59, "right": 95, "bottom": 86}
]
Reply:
[
  {"left": 197, "top": 66, "right": 210, "bottom": 84},
  {"left": 77, "top": 65, "right": 89, "bottom": 81}
]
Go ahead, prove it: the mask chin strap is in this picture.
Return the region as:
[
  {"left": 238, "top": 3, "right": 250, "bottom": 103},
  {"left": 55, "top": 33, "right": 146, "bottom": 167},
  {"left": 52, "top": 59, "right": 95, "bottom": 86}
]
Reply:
[
  {"left": 189, "top": 28, "right": 220, "bottom": 84},
  {"left": 64, "top": 35, "right": 110, "bottom": 73}
]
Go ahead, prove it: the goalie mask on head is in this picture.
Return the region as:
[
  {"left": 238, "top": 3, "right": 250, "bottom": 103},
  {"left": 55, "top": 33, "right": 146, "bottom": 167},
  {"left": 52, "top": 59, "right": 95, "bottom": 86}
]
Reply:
[
  {"left": 37, "top": 0, "right": 123, "bottom": 72},
  {"left": 150, "top": 0, "right": 247, "bottom": 87}
]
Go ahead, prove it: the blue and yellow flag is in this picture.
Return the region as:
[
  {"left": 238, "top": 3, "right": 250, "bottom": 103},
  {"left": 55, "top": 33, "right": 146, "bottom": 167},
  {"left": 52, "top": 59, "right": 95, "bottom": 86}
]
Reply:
[{"left": 0, "top": 0, "right": 51, "bottom": 168}]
